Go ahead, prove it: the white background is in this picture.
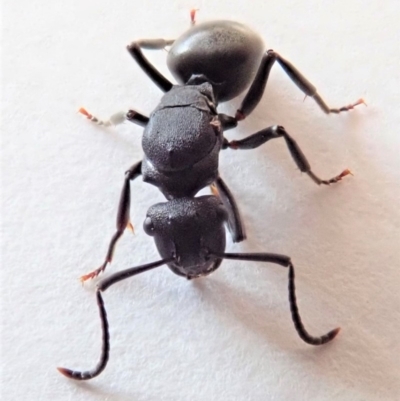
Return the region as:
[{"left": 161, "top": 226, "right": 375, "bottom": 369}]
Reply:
[{"left": 2, "top": 1, "right": 400, "bottom": 400}]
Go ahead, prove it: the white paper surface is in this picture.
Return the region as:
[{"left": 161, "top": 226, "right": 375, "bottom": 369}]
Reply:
[{"left": 2, "top": 1, "right": 400, "bottom": 400}]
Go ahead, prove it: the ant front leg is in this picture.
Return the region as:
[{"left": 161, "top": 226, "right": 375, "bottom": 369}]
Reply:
[
  {"left": 225, "top": 125, "right": 352, "bottom": 186},
  {"left": 210, "top": 176, "right": 246, "bottom": 242},
  {"left": 212, "top": 251, "right": 340, "bottom": 345},
  {"left": 127, "top": 38, "right": 175, "bottom": 92},
  {"left": 235, "top": 50, "right": 365, "bottom": 121},
  {"left": 80, "top": 161, "right": 142, "bottom": 282}
]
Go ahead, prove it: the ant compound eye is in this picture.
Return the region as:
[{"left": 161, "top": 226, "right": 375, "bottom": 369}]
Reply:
[{"left": 143, "top": 217, "right": 155, "bottom": 236}]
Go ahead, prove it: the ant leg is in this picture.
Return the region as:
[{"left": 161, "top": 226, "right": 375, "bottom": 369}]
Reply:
[
  {"left": 78, "top": 108, "right": 149, "bottom": 128},
  {"left": 80, "top": 161, "right": 142, "bottom": 282},
  {"left": 271, "top": 50, "right": 366, "bottom": 114},
  {"left": 210, "top": 176, "right": 246, "bottom": 243},
  {"left": 235, "top": 50, "right": 365, "bottom": 120},
  {"left": 126, "top": 109, "right": 149, "bottom": 127},
  {"left": 218, "top": 113, "right": 238, "bottom": 131},
  {"left": 212, "top": 251, "right": 340, "bottom": 345},
  {"left": 235, "top": 51, "right": 276, "bottom": 120},
  {"left": 58, "top": 258, "right": 172, "bottom": 380},
  {"left": 225, "top": 125, "right": 352, "bottom": 186},
  {"left": 190, "top": 8, "right": 199, "bottom": 25},
  {"left": 127, "top": 39, "right": 175, "bottom": 92}
]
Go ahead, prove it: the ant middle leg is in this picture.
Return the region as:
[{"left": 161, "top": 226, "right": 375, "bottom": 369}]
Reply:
[
  {"left": 225, "top": 125, "right": 352, "bottom": 186},
  {"left": 235, "top": 50, "right": 365, "bottom": 121},
  {"left": 78, "top": 107, "right": 149, "bottom": 128},
  {"left": 80, "top": 161, "right": 142, "bottom": 282}
]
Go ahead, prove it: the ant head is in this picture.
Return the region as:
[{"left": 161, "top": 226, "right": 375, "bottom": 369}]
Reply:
[{"left": 144, "top": 196, "right": 227, "bottom": 277}]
